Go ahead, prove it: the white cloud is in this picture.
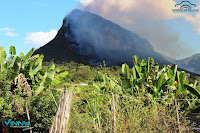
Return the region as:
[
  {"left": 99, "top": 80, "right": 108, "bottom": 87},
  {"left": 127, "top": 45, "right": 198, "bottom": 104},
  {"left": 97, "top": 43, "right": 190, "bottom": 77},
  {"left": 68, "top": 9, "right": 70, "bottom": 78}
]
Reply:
[
  {"left": 24, "top": 30, "right": 57, "bottom": 47},
  {"left": 0, "top": 27, "right": 18, "bottom": 37},
  {"left": 0, "top": 28, "right": 15, "bottom": 31},
  {"left": 80, "top": 0, "right": 94, "bottom": 6},
  {"left": 6, "top": 31, "right": 17, "bottom": 37},
  {"left": 80, "top": 0, "right": 180, "bottom": 23},
  {"left": 185, "top": 8, "right": 200, "bottom": 34},
  {"left": 80, "top": 0, "right": 200, "bottom": 33}
]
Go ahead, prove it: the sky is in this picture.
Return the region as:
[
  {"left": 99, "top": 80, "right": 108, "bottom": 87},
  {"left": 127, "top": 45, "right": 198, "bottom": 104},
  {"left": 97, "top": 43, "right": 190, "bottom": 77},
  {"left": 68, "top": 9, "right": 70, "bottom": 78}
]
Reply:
[
  {"left": 0, "top": 0, "right": 78, "bottom": 55},
  {"left": 1, "top": 0, "right": 200, "bottom": 59}
]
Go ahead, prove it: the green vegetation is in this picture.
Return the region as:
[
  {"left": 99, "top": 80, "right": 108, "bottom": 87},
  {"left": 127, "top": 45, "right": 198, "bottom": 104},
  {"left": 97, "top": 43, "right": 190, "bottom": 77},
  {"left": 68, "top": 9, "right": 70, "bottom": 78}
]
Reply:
[
  {"left": 0, "top": 46, "right": 67, "bottom": 132},
  {"left": 121, "top": 56, "right": 200, "bottom": 110},
  {"left": 0, "top": 46, "right": 199, "bottom": 132}
]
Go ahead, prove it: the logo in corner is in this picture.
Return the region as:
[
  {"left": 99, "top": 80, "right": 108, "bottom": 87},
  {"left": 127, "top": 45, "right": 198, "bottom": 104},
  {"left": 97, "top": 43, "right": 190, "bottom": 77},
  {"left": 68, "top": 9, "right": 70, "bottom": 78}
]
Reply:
[
  {"left": 2, "top": 118, "right": 10, "bottom": 128},
  {"left": 1, "top": 117, "right": 33, "bottom": 131},
  {"left": 172, "top": 1, "right": 199, "bottom": 13}
]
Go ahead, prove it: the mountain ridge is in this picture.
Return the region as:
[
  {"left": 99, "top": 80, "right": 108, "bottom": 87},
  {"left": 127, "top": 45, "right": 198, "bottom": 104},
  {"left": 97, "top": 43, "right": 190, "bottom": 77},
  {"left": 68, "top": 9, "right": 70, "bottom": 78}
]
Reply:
[
  {"left": 176, "top": 53, "right": 200, "bottom": 74},
  {"left": 160, "top": 53, "right": 200, "bottom": 74},
  {"left": 34, "top": 9, "right": 171, "bottom": 67}
]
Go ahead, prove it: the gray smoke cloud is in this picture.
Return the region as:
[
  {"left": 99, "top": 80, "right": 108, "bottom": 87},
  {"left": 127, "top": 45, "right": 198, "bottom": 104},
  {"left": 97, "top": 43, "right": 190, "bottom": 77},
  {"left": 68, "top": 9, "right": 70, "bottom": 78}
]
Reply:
[
  {"left": 78, "top": 0, "right": 196, "bottom": 59},
  {"left": 126, "top": 22, "right": 193, "bottom": 59},
  {"left": 64, "top": 9, "right": 169, "bottom": 66}
]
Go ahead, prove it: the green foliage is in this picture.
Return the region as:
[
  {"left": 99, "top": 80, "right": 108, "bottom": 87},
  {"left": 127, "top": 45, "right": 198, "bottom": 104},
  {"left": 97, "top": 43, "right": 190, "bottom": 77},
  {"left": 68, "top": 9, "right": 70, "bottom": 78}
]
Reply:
[
  {"left": 50, "top": 69, "right": 69, "bottom": 88},
  {"left": 121, "top": 55, "right": 200, "bottom": 110},
  {"left": 0, "top": 74, "right": 16, "bottom": 121},
  {"left": 97, "top": 72, "right": 123, "bottom": 94},
  {"left": 69, "top": 92, "right": 112, "bottom": 132},
  {"left": 68, "top": 92, "right": 189, "bottom": 132},
  {"left": 0, "top": 46, "right": 68, "bottom": 132},
  {"left": 9, "top": 46, "right": 16, "bottom": 57},
  {"left": 0, "top": 46, "right": 7, "bottom": 73},
  {"left": 0, "top": 46, "right": 68, "bottom": 96},
  {"left": 116, "top": 97, "right": 188, "bottom": 132},
  {"left": 29, "top": 90, "right": 61, "bottom": 133},
  {"left": 1, "top": 46, "right": 199, "bottom": 132}
]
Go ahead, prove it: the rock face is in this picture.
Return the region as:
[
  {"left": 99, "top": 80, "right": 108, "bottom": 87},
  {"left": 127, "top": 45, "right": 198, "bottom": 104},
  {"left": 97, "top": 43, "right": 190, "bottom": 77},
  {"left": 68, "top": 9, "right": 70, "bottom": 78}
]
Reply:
[{"left": 34, "top": 9, "right": 170, "bottom": 66}]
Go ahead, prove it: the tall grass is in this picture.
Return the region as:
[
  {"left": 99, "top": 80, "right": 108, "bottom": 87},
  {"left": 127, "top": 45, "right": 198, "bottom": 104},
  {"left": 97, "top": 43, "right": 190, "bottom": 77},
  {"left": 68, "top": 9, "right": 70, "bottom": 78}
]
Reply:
[{"left": 68, "top": 93, "right": 189, "bottom": 132}]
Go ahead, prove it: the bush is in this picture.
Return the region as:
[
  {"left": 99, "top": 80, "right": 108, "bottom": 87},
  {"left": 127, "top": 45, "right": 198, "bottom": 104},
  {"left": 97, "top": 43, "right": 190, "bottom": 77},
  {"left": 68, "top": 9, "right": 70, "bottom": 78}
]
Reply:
[{"left": 29, "top": 90, "right": 61, "bottom": 133}]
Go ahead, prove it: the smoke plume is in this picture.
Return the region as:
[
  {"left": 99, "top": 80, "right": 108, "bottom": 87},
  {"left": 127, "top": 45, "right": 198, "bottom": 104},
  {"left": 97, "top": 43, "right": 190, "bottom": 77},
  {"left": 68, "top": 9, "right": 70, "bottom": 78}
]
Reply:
[
  {"left": 63, "top": 9, "right": 170, "bottom": 66},
  {"left": 78, "top": 0, "right": 199, "bottom": 59}
]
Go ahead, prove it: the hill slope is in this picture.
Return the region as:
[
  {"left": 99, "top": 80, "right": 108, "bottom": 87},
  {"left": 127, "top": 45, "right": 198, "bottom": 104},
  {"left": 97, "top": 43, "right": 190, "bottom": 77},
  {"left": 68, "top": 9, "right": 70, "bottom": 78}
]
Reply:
[
  {"left": 176, "top": 53, "right": 200, "bottom": 74},
  {"left": 34, "top": 9, "right": 170, "bottom": 66}
]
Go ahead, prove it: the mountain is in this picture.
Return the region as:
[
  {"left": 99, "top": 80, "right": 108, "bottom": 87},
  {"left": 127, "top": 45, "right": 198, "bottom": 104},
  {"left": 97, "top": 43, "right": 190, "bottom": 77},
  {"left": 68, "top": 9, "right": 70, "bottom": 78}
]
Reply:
[
  {"left": 159, "top": 53, "right": 176, "bottom": 63},
  {"left": 160, "top": 53, "right": 200, "bottom": 74},
  {"left": 176, "top": 53, "right": 200, "bottom": 74},
  {"left": 34, "top": 9, "right": 171, "bottom": 66}
]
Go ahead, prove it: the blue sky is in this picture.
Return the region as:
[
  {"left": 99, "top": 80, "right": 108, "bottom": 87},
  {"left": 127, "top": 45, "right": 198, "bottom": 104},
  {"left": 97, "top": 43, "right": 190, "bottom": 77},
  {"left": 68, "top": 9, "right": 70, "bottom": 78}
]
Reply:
[
  {"left": 0, "top": 0, "right": 78, "bottom": 55},
  {"left": 1, "top": 0, "right": 200, "bottom": 59}
]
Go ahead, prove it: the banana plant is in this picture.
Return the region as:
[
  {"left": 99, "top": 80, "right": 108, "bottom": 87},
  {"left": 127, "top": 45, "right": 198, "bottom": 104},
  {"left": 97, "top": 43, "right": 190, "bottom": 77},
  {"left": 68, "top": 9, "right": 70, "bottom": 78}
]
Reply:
[
  {"left": 133, "top": 55, "right": 147, "bottom": 79},
  {"left": 5, "top": 47, "right": 36, "bottom": 79},
  {"left": 96, "top": 72, "right": 123, "bottom": 94},
  {"left": 121, "top": 55, "right": 199, "bottom": 103},
  {"left": 0, "top": 46, "right": 69, "bottom": 96},
  {"left": 9, "top": 46, "right": 16, "bottom": 58},
  {"left": 0, "top": 46, "right": 7, "bottom": 73}
]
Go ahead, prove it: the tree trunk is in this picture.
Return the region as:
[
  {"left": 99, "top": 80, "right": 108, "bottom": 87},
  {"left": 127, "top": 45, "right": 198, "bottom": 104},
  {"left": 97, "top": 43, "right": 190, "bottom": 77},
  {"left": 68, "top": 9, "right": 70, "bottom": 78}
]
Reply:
[{"left": 50, "top": 87, "right": 73, "bottom": 133}]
